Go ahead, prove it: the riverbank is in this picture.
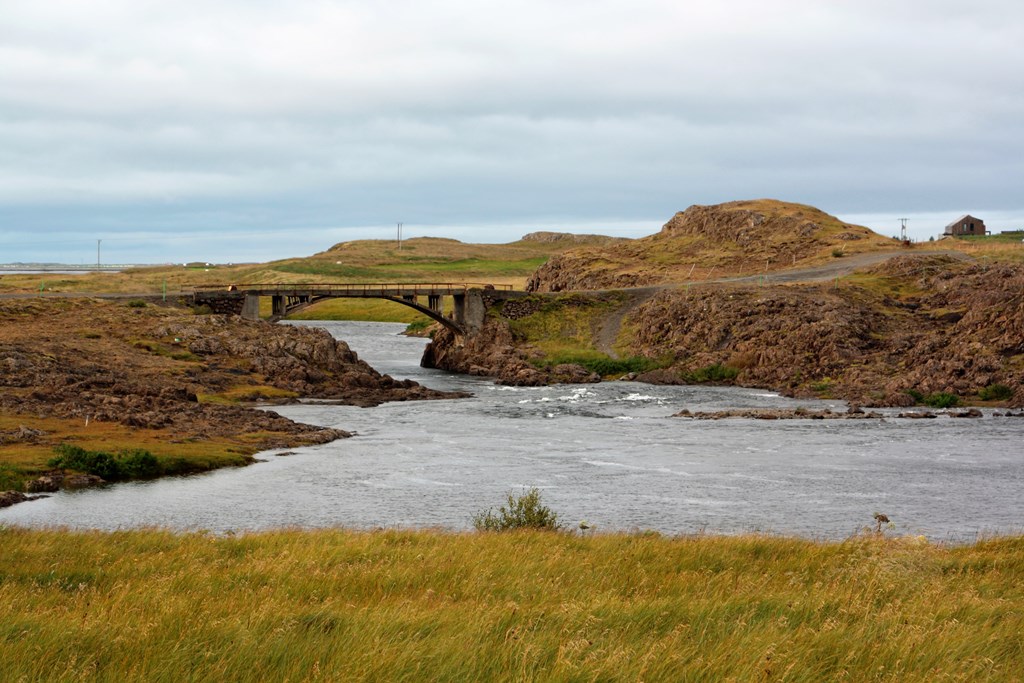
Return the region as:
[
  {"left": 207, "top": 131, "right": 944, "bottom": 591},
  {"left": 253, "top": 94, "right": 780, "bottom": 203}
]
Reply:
[
  {"left": 0, "top": 299, "right": 464, "bottom": 503},
  {"left": 425, "top": 255, "right": 1024, "bottom": 408},
  {"left": 1, "top": 526, "right": 1021, "bottom": 681}
]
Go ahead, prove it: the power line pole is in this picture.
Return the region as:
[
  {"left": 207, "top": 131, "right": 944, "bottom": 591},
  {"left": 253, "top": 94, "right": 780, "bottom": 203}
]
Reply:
[
  {"left": 899, "top": 218, "right": 908, "bottom": 242},
  {"left": 397, "top": 222, "right": 403, "bottom": 250},
  {"left": 97, "top": 239, "right": 102, "bottom": 268}
]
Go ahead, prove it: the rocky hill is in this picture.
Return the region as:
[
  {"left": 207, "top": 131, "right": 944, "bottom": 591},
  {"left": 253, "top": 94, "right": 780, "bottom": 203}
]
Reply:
[{"left": 526, "top": 199, "right": 896, "bottom": 291}]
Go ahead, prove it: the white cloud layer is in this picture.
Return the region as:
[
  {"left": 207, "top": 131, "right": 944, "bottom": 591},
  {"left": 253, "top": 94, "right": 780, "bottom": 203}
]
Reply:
[{"left": 1, "top": 0, "right": 1023, "bottom": 262}]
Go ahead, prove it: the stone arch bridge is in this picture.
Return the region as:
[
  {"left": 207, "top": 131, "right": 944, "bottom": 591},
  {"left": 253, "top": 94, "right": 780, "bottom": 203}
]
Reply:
[{"left": 189, "top": 283, "right": 521, "bottom": 335}]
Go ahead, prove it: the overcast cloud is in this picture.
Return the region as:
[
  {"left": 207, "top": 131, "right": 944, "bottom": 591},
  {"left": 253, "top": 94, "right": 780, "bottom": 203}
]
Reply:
[{"left": 2, "top": 0, "right": 1023, "bottom": 263}]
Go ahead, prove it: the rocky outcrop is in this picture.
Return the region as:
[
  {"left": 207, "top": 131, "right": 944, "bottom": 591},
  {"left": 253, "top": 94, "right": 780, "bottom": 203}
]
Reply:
[
  {"left": 24, "top": 471, "right": 104, "bottom": 493},
  {"left": 520, "top": 231, "right": 624, "bottom": 245},
  {"left": 0, "top": 299, "right": 465, "bottom": 447},
  {"left": 674, "top": 408, "right": 885, "bottom": 419},
  {"left": 0, "top": 491, "right": 49, "bottom": 508},
  {"left": 527, "top": 199, "right": 892, "bottom": 292},
  {"left": 422, "top": 317, "right": 599, "bottom": 386},
  {"left": 624, "top": 258, "right": 1024, "bottom": 406}
]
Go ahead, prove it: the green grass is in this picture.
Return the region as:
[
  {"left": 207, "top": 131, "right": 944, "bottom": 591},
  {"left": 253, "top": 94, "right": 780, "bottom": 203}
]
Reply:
[
  {"left": 507, "top": 294, "right": 622, "bottom": 347},
  {"left": 284, "top": 297, "right": 432, "bottom": 323},
  {"left": 979, "top": 383, "right": 1014, "bottom": 401},
  {"left": 684, "top": 362, "right": 740, "bottom": 383},
  {"left": 272, "top": 255, "right": 548, "bottom": 282},
  {"left": 374, "top": 256, "right": 548, "bottom": 276},
  {"left": 956, "top": 232, "right": 1024, "bottom": 244},
  {"left": 0, "top": 528, "right": 1022, "bottom": 681}
]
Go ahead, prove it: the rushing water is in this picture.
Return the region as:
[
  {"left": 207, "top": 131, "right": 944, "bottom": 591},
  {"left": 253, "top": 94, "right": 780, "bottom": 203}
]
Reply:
[{"left": 3, "top": 321, "right": 1023, "bottom": 541}]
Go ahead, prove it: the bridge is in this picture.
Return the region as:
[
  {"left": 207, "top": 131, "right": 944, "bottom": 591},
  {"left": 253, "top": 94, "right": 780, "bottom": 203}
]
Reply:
[{"left": 188, "top": 283, "right": 518, "bottom": 334}]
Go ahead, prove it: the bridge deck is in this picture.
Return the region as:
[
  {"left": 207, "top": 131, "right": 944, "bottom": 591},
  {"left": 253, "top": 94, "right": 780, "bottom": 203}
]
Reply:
[{"left": 188, "top": 283, "right": 511, "bottom": 298}]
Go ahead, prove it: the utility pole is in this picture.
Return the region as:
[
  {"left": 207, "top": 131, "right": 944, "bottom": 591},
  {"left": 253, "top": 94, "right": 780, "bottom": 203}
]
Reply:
[
  {"left": 97, "top": 239, "right": 102, "bottom": 268},
  {"left": 899, "top": 218, "right": 908, "bottom": 242},
  {"left": 397, "top": 222, "right": 404, "bottom": 250}
]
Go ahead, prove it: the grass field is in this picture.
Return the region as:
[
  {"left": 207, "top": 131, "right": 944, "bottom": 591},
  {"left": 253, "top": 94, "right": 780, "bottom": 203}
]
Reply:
[
  {"left": 0, "top": 235, "right": 596, "bottom": 297},
  {"left": 283, "top": 297, "right": 432, "bottom": 323},
  {"left": 0, "top": 527, "right": 1021, "bottom": 681}
]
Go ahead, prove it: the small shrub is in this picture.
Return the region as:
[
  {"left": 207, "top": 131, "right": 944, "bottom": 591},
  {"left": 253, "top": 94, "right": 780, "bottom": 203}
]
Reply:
[
  {"left": 684, "top": 363, "right": 739, "bottom": 384},
  {"left": 49, "top": 444, "right": 163, "bottom": 481},
  {"left": 810, "top": 378, "right": 834, "bottom": 394},
  {"left": 924, "top": 392, "right": 959, "bottom": 409},
  {"left": 49, "top": 444, "right": 121, "bottom": 480},
  {"left": 473, "top": 488, "right": 560, "bottom": 532},
  {"left": 126, "top": 300, "right": 148, "bottom": 308},
  {"left": 0, "top": 463, "right": 22, "bottom": 491},
  {"left": 118, "top": 449, "right": 161, "bottom": 479},
  {"left": 831, "top": 248, "right": 846, "bottom": 258},
  {"left": 405, "top": 319, "right": 432, "bottom": 335},
  {"left": 905, "top": 389, "right": 925, "bottom": 404},
  {"left": 978, "top": 383, "right": 1013, "bottom": 401}
]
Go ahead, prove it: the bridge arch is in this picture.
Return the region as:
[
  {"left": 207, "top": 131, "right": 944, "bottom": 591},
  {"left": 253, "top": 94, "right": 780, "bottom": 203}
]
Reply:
[
  {"left": 189, "top": 283, "right": 512, "bottom": 335},
  {"left": 280, "top": 294, "right": 465, "bottom": 334}
]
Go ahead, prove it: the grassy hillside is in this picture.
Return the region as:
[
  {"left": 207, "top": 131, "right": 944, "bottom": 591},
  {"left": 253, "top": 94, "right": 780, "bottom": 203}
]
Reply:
[
  {"left": 526, "top": 200, "right": 904, "bottom": 291},
  {"left": 0, "top": 233, "right": 624, "bottom": 298},
  {"left": 1, "top": 527, "right": 1021, "bottom": 681}
]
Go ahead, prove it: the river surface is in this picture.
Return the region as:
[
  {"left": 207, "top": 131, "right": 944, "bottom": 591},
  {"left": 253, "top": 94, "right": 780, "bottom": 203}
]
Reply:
[{"left": 3, "top": 321, "right": 1022, "bottom": 541}]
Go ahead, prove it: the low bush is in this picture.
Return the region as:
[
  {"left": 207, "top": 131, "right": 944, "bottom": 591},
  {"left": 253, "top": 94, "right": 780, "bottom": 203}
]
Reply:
[
  {"left": 404, "top": 319, "right": 433, "bottom": 334},
  {"left": 978, "top": 383, "right": 1014, "bottom": 401},
  {"left": 0, "top": 463, "right": 22, "bottom": 491},
  {"left": 49, "top": 444, "right": 164, "bottom": 481},
  {"left": 118, "top": 449, "right": 162, "bottom": 478},
  {"left": 684, "top": 363, "right": 739, "bottom": 383},
  {"left": 473, "top": 488, "right": 560, "bottom": 532},
  {"left": 923, "top": 392, "right": 960, "bottom": 409}
]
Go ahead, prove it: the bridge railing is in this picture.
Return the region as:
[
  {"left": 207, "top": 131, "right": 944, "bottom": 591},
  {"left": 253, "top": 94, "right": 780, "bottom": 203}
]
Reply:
[{"left": 186, "top": 282, "right": 514, "bottom": 295}]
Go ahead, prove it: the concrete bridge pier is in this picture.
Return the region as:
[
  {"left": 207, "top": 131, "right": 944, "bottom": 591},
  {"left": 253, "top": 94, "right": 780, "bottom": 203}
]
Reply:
[
  {"left": 452, "top": 294, "right": 466, "bottom": 327},
  {"left": 242, "top": 294, "right": 261, "bottom": 320},
  {"left": 271, "top": 295, "right": 286, "bottom": 318},
  {"left": 427, "top": 294, "right": 442, "bottom": 313}
]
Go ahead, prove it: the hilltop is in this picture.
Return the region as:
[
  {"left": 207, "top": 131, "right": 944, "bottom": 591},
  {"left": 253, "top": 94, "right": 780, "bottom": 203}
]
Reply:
[{"left": 527, "top": 199, "right": 898, "bottom": 291}]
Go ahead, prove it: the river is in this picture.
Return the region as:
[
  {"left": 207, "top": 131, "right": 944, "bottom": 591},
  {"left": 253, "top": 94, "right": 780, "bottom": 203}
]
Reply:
[{"left": 2, "top": 321, "right": 1022, "bottom": 541}]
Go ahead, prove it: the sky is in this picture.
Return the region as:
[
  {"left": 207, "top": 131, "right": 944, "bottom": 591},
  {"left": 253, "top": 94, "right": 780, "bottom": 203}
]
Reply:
[{"left": 2, "top": 0, "right": 1023, "bottom": 264}]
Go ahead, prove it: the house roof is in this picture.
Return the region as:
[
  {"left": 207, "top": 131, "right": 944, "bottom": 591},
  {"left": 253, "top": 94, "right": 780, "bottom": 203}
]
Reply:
[{"left": 945, "top": 214, "right": 984, "bottom": 229}]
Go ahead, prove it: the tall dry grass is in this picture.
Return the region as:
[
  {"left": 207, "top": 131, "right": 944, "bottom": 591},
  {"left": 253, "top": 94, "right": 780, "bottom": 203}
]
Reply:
[{"left": 1, "top": 528, "right": 1022, "bottom": 681}]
